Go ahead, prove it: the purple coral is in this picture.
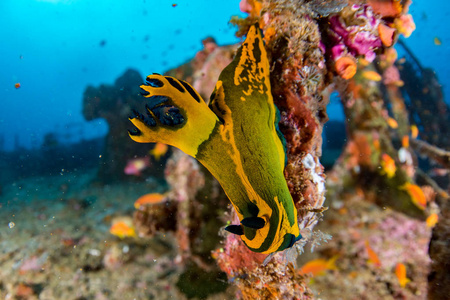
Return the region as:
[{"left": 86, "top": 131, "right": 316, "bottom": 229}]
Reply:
[{"left": 328, "top": 5, "right": 382, "bottom": 62}]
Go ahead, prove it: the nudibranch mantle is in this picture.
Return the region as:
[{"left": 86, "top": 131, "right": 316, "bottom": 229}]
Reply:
[{"left": 129, "top": 25, "right": 301, "bottom": 254}]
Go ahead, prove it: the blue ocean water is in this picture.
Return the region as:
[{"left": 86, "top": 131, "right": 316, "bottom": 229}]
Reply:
[
  {"left": 1, "top": 1, "right": 449, "bottom": 151},
  {"left": 0, "top": 0, "right": 243, "bottom": 151}
]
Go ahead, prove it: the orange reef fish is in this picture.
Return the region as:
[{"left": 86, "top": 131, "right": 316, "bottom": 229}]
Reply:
[
  {"left": 362, "top": 70, "right": 382, "bottom": 81},
  {"left": 401, "top": 135, "right": 409, "bottom": 148},
  {"left": 426, "top": 213, "right": 439, "bottom": 228},
  {"left": 149, "top": 143, "right": 168, "bottom": 161},
  {"left": 109, "top": 218, "right": 136, "bottom": 239},
  {"left": 410, "top": 125, "right": 419, "bottom": 139},
  {"left": 134, "top": 193, "right": 166, "bottom": 209},
  {"left": 387, "top": 117, "right": 398, "bottom": 129},
  {"left": 434, "top": 37, "right": 441, "bottom": 46},
  {"left": 299, "top": 256, "right": 338, "bottom": 277},
  {"left": 15, "top": 83, "right": 21, "bottom": 89},
  {"left": 400, "top": 182, "right": 426, "bottom": 210},
  {"left": 365, "top": 240, "right": 381, "bottom": 267},
  {"left": 380, "top": 153, "right": 396, "bottom": 178},
  {"left": 124, "top": 156, "right": 150, "bottom": 176},
  {"left": 373, "top": 138, "right": 381, "bottom": 151},
  {"left": 395, "top": 263, "right": 410, "bottom": 287}
]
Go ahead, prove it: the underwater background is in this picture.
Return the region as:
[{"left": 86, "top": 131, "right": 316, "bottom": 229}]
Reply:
[
  {"left": 1, "top": 0, "right": 449, "bottom": 299},
  {"left": 1, "top": 0, "right": 449, "bottom": 151}
]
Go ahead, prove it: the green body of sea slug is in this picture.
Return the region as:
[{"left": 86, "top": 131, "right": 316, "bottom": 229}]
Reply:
[{"left": 128, "top": 24, "right": 301, "bottom": 254}]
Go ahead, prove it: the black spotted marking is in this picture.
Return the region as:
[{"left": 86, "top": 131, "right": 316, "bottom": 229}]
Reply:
[
  {"left": 165, "top": 76, "right": 185, "bottom": 93},
  {"left": 147, "top": 95, "right": 171, "bottom": 109},
  {"left": 131, "top": 108, "right": 157, "bottom": 127},
  {"left": 209, "top": 101, "right": 225, "bottom": 124},
  {"left": 140, "top": 88, "right": 150, "bottom": 96},
  {"left": 167, "top": 107, "right": 185, "bottom": 125},
  {"left": 128, "top": 128, "right": 141, "bottom": 136},
  {"left": 241, "top": 217, "right": 265, "bottom": 229},
  {"left": 144, "top": 117, "right": 157, "bottom": 127},
  {"left": 252, "top": 37, "right": 262, "bottom": 65},
  {"left": 224, "top": 225, "right": 244, "bottom": 235},
  {"left": 131, "top": 108, "right": 145, "bottom": 121},
  {"left": 152, "top": 105, "right": 185, "bottom": 126},
  {"left": 209, "top": 90, "right": 216, "bottom": 104},
  {"left": 145, "top": 77, "right": 164, "bottom": 87},
  {"left": 179, "top": 80, "right": 201, "bottom": 103},
  {"left": 143, "top": 105, "right": 157, "bottom": 127}
]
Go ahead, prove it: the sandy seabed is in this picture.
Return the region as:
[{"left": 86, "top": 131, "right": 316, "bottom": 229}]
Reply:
[{"left": 0, "top": 169, "right": 235, "bottom": 300}]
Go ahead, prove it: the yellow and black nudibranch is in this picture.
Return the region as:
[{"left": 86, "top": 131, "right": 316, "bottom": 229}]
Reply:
[{"left": 128, "top": 25, "right": 301, "bottom": 254}]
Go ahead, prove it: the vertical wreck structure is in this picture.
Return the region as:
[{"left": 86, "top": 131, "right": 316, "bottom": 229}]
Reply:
[
  {"left": 214, "top": 1, "right": 336, "bottom": 298},
  {"left": 215, "top": 0, "right": 438, "bottom": 298}
]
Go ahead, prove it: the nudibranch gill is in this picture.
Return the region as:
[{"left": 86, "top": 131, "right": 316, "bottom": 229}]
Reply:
[{"left": 128, "top": 25, "right": 301, "bottom": 254}]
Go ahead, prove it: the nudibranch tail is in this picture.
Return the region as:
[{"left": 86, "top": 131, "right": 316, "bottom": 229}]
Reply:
[{"left": 129, "top": 24, "right": 301, "bottom": 254}]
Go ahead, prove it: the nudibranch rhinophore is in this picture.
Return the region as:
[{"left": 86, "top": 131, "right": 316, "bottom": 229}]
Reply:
[{"left": 128, "top": 24, "right": 301, "bottom": 254}]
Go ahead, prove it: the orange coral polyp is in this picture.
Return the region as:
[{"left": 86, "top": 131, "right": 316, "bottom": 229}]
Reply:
[
  {"left": 368, "top": 0, "right": 403, "bottom": 17},
  {"left": 335, "top": 56, "right": 357, "bottom": 80},
  {"left": 378, "top": 23, "right": 396, "bottom": 47}
]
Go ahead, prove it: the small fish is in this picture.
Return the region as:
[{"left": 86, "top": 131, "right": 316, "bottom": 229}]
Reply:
[
  {"left": 299, "top": 256, "right": 338, "bottom": 277},
  {"left": 172, "top": 3, "right": 177, "bottom": 7},
  {"left": 395, "top": 263, "right": 410, "bottom": 287},
  {"left": 134, "top": 193, "right": 166, "bottom": 209},
  {"left": 387, "top": 117, "right": 398, "bottom": 129},
  {"left": 15, "top": 83, "right": 21, "bottom": 89},
  {"left": 401, "top": 135, "right": 409, "bottom": 148},
  {"left": 358, "top": 58, "right": 370, "bottom": 67},
  {"left": 426, "top": 213, "right": 439, "bottom": 228},
  {"left": 365, "top": 240, "right": 381, "bottom": 267},
  {"left": 362, "top": 70, "right": 382, "bottom": 81},
  {"left": 400, "top": 182, "right": 426, "bottom": 210},
  {"left": 410, "top": 125, "right": 419, "bottom": 139},
  {"left": 124, "top": 156, "right": 150, "bottom": 176},
  {"left": 149, "top": 143, "right": 168, "bottom": 161},
  {"left": 373, "top": 139, "right": 381, "bottom": 151},
  {"left": 109, "top": 218, "right": 136, "bottom": 239},
  {"left": 434, "top": 37, "right": 441, "bottom": 46},
  {"left": 393, "top": 80, "right": 404, "bottom": 87},
  {"left": 381, "top": 153, "right": 396, "bottom": 178}
]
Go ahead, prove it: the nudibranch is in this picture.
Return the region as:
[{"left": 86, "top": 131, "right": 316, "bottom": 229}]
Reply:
[{"left": 128, "top": 25, "right": 301, "bottom": 254}]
